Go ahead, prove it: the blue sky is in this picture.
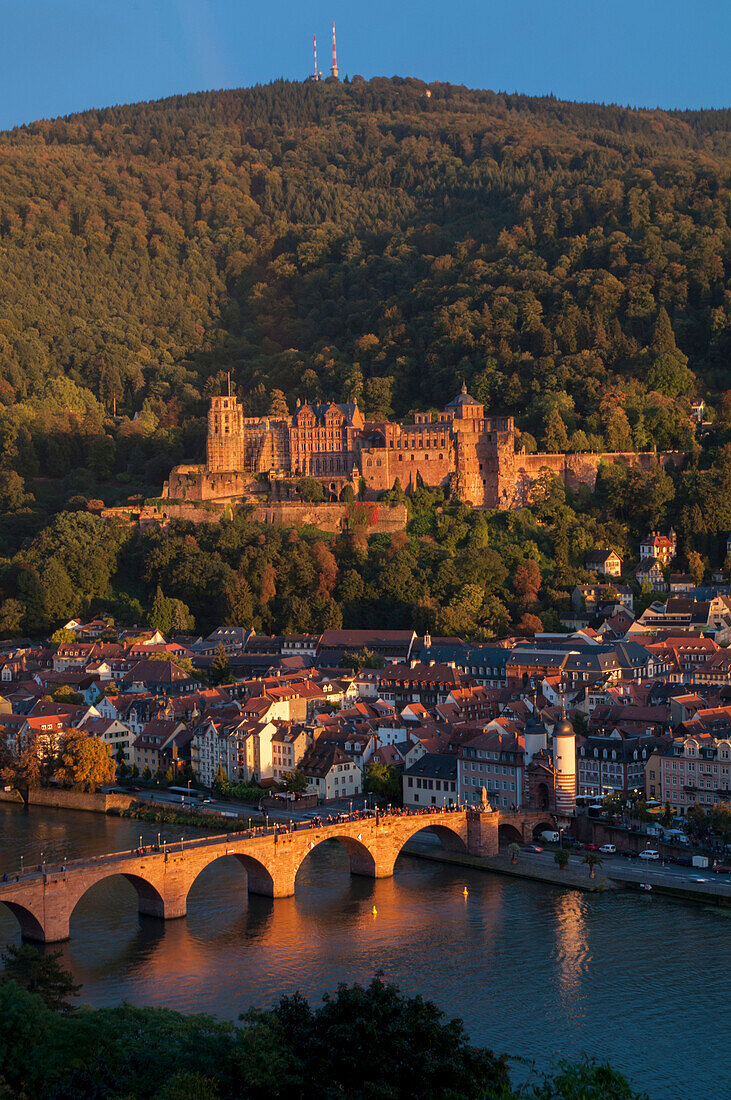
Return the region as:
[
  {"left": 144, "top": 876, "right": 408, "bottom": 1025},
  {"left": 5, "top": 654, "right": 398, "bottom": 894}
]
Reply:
[{"left": 0, "top": 0, "right": 728, "bottom": 130}]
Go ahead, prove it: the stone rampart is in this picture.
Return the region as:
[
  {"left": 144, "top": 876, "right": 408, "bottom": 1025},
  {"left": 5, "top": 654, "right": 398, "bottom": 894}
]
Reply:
[{"left": 251, "top": 501, "right": 407, "bottom": 533}]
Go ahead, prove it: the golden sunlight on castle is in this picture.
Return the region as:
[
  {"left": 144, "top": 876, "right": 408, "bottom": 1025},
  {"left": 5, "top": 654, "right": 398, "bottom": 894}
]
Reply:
[{"left": 163, "top": 385, "right": 680, "bottom": 511}]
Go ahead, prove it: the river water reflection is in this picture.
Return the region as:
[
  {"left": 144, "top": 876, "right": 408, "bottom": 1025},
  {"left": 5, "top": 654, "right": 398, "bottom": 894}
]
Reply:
[{"left": 0, "top": 804, "right": 727, "bottom": 1098}]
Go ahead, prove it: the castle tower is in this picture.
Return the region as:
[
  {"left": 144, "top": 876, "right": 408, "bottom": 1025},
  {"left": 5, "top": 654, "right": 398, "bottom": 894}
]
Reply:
[
  {"left": 523, "top": 707, "right": 548, "bottom": 766},
  {"left": 207, "top": 394, "right": 244, "bottom": 473},
  {"left": 552, "top": 711, "right": 576, "bottom": 817}
]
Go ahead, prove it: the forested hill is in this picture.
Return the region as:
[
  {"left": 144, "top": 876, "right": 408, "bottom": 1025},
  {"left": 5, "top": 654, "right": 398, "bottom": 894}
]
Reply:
[{"left": 0, "top": 77, "right": 730, "bottom": 471}]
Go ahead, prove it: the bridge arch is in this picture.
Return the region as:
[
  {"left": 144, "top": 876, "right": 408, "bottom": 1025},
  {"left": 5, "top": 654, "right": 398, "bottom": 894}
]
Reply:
[
  {"left": 531, "top": 821, "right": 557, "bottom": 841},
  {"left": 294, "top": 834, "right": 378, "bottom": 883},
  {"left": 0, "top": 899, "right": 46, "bottom": 942},
  {"left": 69, "top": 871, "right": 169, "bottom": 924},
  {"left": 186, "top": 851, "right": 276, "bottom": 900},
  {"left": 389, "top": 817, "right": 469, "bottom": 874},
  {"left": 498, "top": 823, "right": 523, "bottom": 847}
]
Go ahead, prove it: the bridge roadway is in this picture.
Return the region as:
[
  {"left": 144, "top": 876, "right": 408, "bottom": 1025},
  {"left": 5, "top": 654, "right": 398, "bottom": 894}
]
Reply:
[{"left": 0, "top": 805, "right": 555, "bottom": 942}]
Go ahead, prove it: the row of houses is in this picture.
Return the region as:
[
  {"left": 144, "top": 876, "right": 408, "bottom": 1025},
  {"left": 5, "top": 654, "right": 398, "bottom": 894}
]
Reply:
[{"left": 1, "top": 618, "right": 730, "bottom": 816}]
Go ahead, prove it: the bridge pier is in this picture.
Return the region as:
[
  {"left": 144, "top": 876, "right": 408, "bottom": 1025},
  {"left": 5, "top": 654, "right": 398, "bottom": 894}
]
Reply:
[
  {"left": 137, "top": 894, "right": 187, "bottom": 921},
  {"left": 466, "top": 807, "right": 499, "bottom": 857}
]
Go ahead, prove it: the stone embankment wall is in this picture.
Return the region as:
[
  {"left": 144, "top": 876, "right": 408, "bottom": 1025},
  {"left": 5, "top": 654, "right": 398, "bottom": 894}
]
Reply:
[
  {"left": 28, "top": 789, "right": 135, "bottom": 813},
  {"left": 573, "top": 815, "right": 693, "bottom": 858},
  {"left": 0, "top": 787, "right": 24, "bottom": 804}
]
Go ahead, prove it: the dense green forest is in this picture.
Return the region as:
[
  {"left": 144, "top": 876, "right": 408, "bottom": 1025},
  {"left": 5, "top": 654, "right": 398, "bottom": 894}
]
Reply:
[{"left": 0, "top": 78, "right": 729, "bottom": 635}]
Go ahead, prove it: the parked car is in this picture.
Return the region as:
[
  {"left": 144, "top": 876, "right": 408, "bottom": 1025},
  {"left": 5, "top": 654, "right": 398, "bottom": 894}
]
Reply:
[
  {"left": 583, "top": 842, "right": 600, "bottom": 851},
  {"left": 639, "top": 849, "right": 660, "bottom": 860},
  {"left": 619, "top": 849, "right": 639, "bottom": 859},
  {"left": 599, "top": 844, "right": 616, "bottom": 855},
  {"left": 712, "top": 864, "right": 731, "bottom": 874}
]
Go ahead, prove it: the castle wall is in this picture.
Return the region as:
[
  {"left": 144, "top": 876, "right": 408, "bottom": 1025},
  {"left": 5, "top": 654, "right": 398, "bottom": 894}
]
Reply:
[
  {"left": 360, "top": 445, "right": 453, "bottom": 495},
  {"left": 512, "top": 450, "right": 685, "bottom": 507},
  {"left": 164, "top": 466, "right": 252, "bottom": 502}
]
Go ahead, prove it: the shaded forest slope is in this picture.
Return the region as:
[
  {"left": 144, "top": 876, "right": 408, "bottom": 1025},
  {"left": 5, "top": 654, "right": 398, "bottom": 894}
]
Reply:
[{"left": 0, "top": 76, "right": 728, "bottom": 449}]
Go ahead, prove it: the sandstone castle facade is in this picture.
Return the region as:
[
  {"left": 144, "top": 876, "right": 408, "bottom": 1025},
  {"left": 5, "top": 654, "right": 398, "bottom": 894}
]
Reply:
[{"left": 163, "top": 385, "right": 680, "bottom": 510}]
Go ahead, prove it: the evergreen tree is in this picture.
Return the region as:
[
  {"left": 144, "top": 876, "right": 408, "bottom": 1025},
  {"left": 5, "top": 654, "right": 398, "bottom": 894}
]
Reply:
[
  {"left": 150, "top": 585, "right": 172, "bottom": 635},
  {"left": 0, "top": 945, "right": 81, "bottom": 1013},
  {"left": 210, "top": 644, "right": 231, "bottom": 685}
]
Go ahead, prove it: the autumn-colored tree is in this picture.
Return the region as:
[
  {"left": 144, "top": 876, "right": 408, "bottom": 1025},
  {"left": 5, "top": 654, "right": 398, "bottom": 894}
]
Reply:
[
  {"left": 516, "top": 612, "right": 543, "bottom": 636},
  {"left": 686, "top": 550, "right": 705, "bottom": 586},
  {"left": 513, "top": 559, "right": 541, "bottom": 606},
  {"left": 54, "top": 732, "right": 115, "bottom": 792},
  {"left": 260, "top": 563, "right": 277, "bottom": 607},
  {"left": 312, "top": 540, "right": 338, "bottom": 597}
]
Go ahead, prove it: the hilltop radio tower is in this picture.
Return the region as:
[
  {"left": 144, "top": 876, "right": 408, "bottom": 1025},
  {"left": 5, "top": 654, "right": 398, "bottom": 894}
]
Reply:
[
  {"left": 313, "top": 34, "right": 321, "bottom": 81},
  {"left": 331, "top": 22, "right": 339, "bottom": 79}
]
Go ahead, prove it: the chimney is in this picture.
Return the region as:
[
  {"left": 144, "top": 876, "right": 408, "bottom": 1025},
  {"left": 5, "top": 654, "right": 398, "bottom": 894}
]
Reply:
[{"left": 331, "top": 22, "right": 339, "bottom": 78}]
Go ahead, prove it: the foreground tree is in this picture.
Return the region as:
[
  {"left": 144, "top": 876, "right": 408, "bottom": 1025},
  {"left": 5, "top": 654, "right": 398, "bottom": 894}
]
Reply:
[
  {"left": 0, "top": 973, "right": 652, "bottom": 1099},
  {"left": 0, "top": 945, "right": 80, "bottom": 1013},
  {"left": 364, "top": 762, "right": 402, "bottom": 804},
  {"left": 249, "top": 974, "right": 511, "bottom": 1099}
]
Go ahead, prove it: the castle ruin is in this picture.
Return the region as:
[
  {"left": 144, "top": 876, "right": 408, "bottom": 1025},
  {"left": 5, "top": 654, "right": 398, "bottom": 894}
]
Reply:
[{"left": 162, "top": 385, "right": 683, "bottom": 511}]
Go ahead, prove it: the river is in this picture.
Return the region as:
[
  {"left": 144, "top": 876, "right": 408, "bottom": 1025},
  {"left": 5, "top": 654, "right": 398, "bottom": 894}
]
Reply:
[{"left": 0, "top": 803, "right": 727, "bottom": 1099}]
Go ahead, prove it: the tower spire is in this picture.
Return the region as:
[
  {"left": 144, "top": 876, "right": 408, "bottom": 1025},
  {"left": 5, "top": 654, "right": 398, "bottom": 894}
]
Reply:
[
  {"left": 313, "top": 34, "right": 320, "bottom": 81},
  {"left": 331, "top": 21, "right": 339, "bottom": 79}
]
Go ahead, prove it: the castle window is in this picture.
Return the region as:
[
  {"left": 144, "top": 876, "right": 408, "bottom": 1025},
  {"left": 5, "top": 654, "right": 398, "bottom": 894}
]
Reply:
[
  {"left": 399, "top": 455, "right": 403, "bottom": 462},
  {"left": 439, "top": 454, "right": 443, "bottom": 460}
]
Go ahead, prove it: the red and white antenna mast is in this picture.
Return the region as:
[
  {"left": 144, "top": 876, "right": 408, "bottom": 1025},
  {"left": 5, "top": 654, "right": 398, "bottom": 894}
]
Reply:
[
  {"left": 330, "top": 21, "right": 339, "bottom": 79},
  {"left": 313, "top": 34, "right": 320, "bottom": 81}
]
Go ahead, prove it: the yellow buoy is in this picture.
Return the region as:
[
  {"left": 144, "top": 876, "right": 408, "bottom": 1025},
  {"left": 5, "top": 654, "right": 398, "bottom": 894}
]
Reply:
[{"left": 372, "top": 905, "right": 378, "bottom": 916}]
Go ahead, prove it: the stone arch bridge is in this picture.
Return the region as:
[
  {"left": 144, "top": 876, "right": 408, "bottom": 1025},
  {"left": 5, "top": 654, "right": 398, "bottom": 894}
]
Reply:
[{"left": 0, "top": 808, "right": 556, "bottom": 943}]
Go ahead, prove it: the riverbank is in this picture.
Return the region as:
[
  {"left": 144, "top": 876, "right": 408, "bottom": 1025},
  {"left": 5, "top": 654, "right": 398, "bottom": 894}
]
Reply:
[
  {"left": 404, "top": 840, "right": 731, "bottom": 907},
  {"left": 404, "top": 841, "right": 617, "bottom": 892},
  {"left": 111, "top": 803, "right": 264, "bottom": 832}
]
